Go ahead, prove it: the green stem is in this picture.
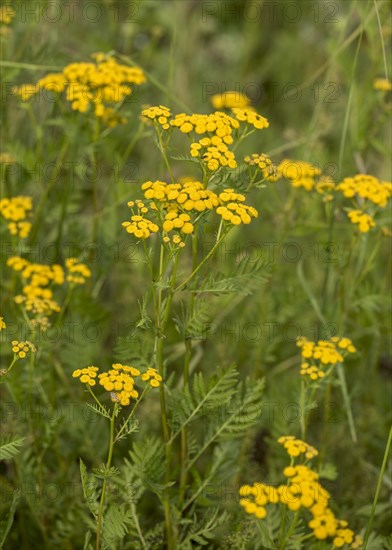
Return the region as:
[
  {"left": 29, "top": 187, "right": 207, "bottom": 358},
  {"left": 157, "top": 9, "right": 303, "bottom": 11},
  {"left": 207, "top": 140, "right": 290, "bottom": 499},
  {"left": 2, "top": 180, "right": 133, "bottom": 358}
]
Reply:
[
  {"left": 179, "top": 232, "right": 198, "bottom": 504},
  {"left": 154, "top": 246, "right": 180, "bottom": 550},
  {"left": 337, "top": 364, "right": 357, "bottom": 442},
  {"left": 96, "top": 406, "right": 117, "bottom": 550},
  {"left": 363, "top": 424, "right": 392, "bottom": 549},
  {"left": 115, "top": 386, "right": 149, "bottom": 442},
  {"left": 157, "top": 126, "right": 175, "bottom": 183},
  {"left": 28, "top": 139, "right": 70, "bottom": 244},
  {"left": 175, "top": 226, "right": 227, "bottom": 292},
  {"left": 279, "top": 510, "right": 300, "bottom": 549}
]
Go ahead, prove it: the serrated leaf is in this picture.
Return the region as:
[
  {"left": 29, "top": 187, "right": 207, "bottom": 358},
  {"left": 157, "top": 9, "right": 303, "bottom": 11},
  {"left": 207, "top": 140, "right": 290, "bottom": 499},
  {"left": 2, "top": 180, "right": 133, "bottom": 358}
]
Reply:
[
  {"left": 169, "top": 366, "right": 239, "bottom": 441},
  {"left": 184, "top": 257, "right": 269, "bottom": 295},
  {"left": 85, "top": 402, "right": 111, "bottom": 419},
  {"left": 102, "top": 504, "right": 131, "bottom": 546},
  {"left": 0, "top": 436, "right": 25, "bottom": 460},
  {"left": 79, "top": 458, "right": 99, "bottom": 518}
]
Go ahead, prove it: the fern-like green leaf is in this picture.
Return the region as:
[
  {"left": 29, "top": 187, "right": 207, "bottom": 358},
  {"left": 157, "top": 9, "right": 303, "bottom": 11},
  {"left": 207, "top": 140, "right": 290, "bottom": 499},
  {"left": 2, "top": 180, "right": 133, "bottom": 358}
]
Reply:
[
  {"left": 186, "top": 377, "right": 265, "bottom": 471},
  {"left": 79, "top": 458, "right": 99, "bottom": 518},
  {"left": 184, "top": 257, "right": 269, "bottom": 295},
  {"left": 102, "top": 504, "right": 131, "bottom": 547},
  {"left": 0, "top": 436, "right": 25, "bottom": 460},
  {"left": 128, "top": 437, "right": 166, "bottom": 497},
  {"left": 85, "top": 401, "right": 111, "bottom": 419},
  {"left": 169, "top": 365, "right": 239, "bottom": 441}
]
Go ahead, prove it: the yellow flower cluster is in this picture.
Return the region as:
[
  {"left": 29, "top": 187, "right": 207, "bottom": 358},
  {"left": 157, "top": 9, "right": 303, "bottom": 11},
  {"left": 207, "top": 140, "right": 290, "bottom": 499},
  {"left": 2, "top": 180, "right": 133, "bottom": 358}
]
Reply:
[
  {"left": 0, "top": 5, "right": 15, "bottom": 24},
  {"left": 278, "top": 435, "right": 318, "bottom": 459},
  {"left": 122, "top": 199, "right": 159, "bottom": 239},
  {"left": 297, "top": 337, "right": 356, "bottom": 381},
  {"left": 211, "top": 91, "right": 251, "bottom": 110},
  {"left": 335, "top": 174, "right": 391, "bottom": 232},
  {"left": 347, "top": 210, "right": 376, "bottom": 233},
  {"left": 65, "top": 258, "right": 91, "bottom": 285},
  {"left": 141, "top": 367, "right": 162, "bottom": 387},
  {"left": 315, "top": 175, "right": 336, "bottom": 201},
  {"left": 73, "top": 363, "right": 161, "bottom": 406},
  {"left": 123, "top": 180, "right": 258, "bottom": 244},
  {"left": 231, "top": 107, "right": 269, "bottom": 130},
  {"left": 171, "top": 111, "right": 239, "bottom": 170},
  {"left": 72, "top": 366, "right": 99, "bottom": 386},
  {"left": 141, "top": 106, "right": 269, "bottom": 171},
  {"left": 190, "top": 139, "right": 237, "bottom": 171},
  {"left": 244, "top": 153, "right": 278, "bottom": 181},
  {"left": 336, "top": 174, "right": 392, "bottom": 207},
  {"left": 141, "top": 105, "right": 171, "bottom": 130},
  {"left": 0, "top": 316, "right": 6, "bottom": 331},
  {"left": 7, "top": 256, "right": 64, "bottom": 316},
  {"left": 240, "top": 438, "right": 362, "bottom": 548},
  {"left": 14, "top": 53, "right": 146, "bottom": 127},
  {"left": 373, "top": 78, "right": 392, "bottom": 92},
  {"left": 11, "top": 340, "right": 36, "bottom": 359},
  {"left": 277, "top": 159, "right": 322, "bottom": 191},
  {"left": 7, "top": 255, "right": 89, "bottom": 318},
  {"left": 0, "top": 196, "right": 33, "bottom": 238},
  {"left": 171, "top": 111, "right": 239, "bottom": 138},
  {"left": 98, "top": 363, "right": 142, "bottom": 406},
  {"left": 216, "top": 189, "right": 258, "bottom": 225}
]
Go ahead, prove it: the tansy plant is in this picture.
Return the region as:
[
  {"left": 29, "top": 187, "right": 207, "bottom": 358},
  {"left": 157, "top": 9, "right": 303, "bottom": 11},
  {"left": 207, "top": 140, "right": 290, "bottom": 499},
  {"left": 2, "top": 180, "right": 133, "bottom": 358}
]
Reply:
[
  {"left": 0, "top": 196, "right": 33, "bottom": 238},
  {"left": 72, "top": 363, "right": 161, "bottom": 550},
  {"left": 109, "top": 99, "right": 271, "bottom": 548},
  {"left": 6, "top": 255, "right": 91, "bottom": 329},
  {"left": 296, "top": 336, "right": 357, "bottom": 441},
  {"left": 13, "top": 53, "right": 146, "bottom": 128},
  {"left": 239, "top": 436, "right": 363, "bottom": 549}
]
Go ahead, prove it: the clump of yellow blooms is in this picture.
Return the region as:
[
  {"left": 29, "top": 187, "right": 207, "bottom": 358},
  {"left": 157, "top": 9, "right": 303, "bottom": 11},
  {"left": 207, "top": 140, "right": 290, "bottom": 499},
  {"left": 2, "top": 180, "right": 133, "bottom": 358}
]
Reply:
[
  {"left": 315, "top": 175, "right": 336, "bottom": 201},
  {"left": 73, "top": 363, "right": 161, "bottom": 406},
  {"left": 170, "top": 111, "right": 240, "bottom": 170},
  {"left": 0, "top": 317, "right": 6, "bottom": 331},
  {"left": 211, "top": 91, "right": 251, "bottom": 110},
  {"left": 373, "top": 78, "right": 392, "bottom": 92},
  {"left": 122, "top": 180, "right": 258, "bottom": 244},
  {"left": 216, "top": 189, "right": 258, "bottom": 225},
  {"left": 347, "top": 210, "right": 376, "bottom": 233},
  {"left": 277, "top": 159, "right": 322, "bottom": 191},
  {"left": 141, "top": 105, "right": 171, "bottom": 130},
  {"left": 244, "top": 153, "right": 278, "bottom": 181},
  {"left": 336, "top": 174, "right": 391, "bottom": 232},
  {"left": 72, "top": 366, "right": 99, "bottom": 387},
  {"left": 0, "top": 196, "right": 33, "bottom": 238},
  {"left": 336, "top": 174, "right": 392, "bottom": 207},
  {"left": 239, "top": 437, "right": 363, "bottom": 549},
  {"left": 7, "top": 255, "right": 90, "bottom": 318},
  {"left": 231, "top": 107, "right": 269, "bottom": 130},
  {"left": 11, "top": 340, "right": 36, "bottom": 359},
  {"left": 13, "top": 53, "right": 146, "bottom": 127},
  {"left": 297, "top": 336, "right": 356, "bottom": 381},
  {"left": 277, "top": 435, "right": 318, "bottom": 459},
  {"left": 122, "top": 199, "right": 159, "bottom": 239},
  {"left": 65, "top": 258, "right": 92, "bottom": 285},
  {"left": 141, "top": 367, "right": 163, "bottom": 388},
  {"left": 141, "top": 106, "right": 269, "bottom": 171},
  {"left": 7, "top": 256, "right": 64, "bottom": 316}
]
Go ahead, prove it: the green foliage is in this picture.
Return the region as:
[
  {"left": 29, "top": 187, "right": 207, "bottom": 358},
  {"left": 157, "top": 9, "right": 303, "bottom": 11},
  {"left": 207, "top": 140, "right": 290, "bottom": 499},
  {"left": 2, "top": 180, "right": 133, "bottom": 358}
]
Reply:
[
  {"left": 0, "top": 436, "right": 25, "bottom": 460},
  {"left": 0, "top": 490, "right": 21, "bottom": 548},
  {"left": 1, "top": 1, "right": 391, "bottom": 548}
]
